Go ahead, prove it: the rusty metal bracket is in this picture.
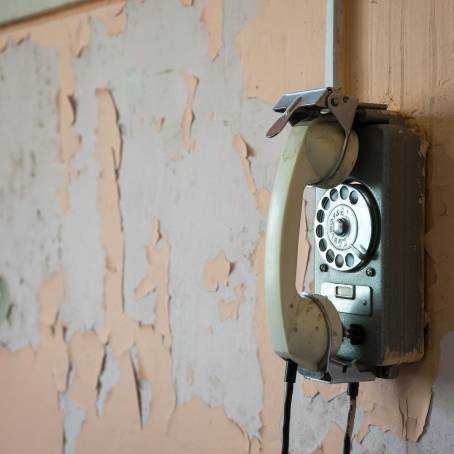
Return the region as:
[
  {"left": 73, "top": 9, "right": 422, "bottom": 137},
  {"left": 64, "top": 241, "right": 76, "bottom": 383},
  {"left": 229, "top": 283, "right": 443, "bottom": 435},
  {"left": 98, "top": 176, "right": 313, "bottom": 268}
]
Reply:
[
  {"left": 266, "top": 87, "right": 387, "bottom": 184},
  {"left": 266, "top": 87, "right": 388, "bottom": 138}
]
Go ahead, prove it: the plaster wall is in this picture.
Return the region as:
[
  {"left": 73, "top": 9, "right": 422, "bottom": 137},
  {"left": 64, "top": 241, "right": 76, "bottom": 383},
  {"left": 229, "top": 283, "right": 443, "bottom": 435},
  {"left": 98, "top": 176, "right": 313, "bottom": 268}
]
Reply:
[{"left": 0, "top": 1, "right": 453, "bottom": 453}]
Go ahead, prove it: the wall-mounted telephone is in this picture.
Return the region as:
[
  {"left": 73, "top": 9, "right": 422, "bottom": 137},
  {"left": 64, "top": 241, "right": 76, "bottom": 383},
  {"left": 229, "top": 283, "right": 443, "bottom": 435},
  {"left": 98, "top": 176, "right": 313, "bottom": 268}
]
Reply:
[
  {"left": 265, "top": 87, "right": 425, "bottom": 454},
  {"left": 266, "top": 87, "right": 424, "bottom": 383}
]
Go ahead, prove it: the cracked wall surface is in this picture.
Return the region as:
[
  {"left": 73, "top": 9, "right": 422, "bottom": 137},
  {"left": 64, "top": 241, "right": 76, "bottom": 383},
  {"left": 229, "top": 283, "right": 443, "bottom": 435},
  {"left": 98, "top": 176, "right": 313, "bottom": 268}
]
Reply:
[{"left": 0, "top": 1, "right": 454, "bottom": 453}]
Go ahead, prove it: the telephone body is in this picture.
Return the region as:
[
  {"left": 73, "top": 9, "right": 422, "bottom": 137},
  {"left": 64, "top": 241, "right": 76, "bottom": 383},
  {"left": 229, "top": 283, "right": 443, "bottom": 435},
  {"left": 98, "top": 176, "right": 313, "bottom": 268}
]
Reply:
[{"left": 265, "top": 88, "right": 425, "bottom": 383}]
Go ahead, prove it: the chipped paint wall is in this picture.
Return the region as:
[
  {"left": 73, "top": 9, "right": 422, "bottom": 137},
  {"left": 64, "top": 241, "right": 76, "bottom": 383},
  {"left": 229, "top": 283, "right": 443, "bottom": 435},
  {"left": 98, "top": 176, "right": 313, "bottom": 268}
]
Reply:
[{"left": 0, "top": 1, "right": 454, "bottom": 453}]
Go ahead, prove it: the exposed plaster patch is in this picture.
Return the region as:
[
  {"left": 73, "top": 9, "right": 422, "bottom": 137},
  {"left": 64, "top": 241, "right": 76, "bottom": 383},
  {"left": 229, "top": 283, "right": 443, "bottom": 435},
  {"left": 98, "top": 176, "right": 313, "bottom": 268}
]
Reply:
[
  {"left": 96, "top": 344, "right": 120, "bottom": 416},
  {"left": 200, "top": 0, "right": 224, "bottom": 61},
  {"left": 0, "top": 39, "right": 61, "bottom": 351},
  {"left": 0, "top": 1, "right": 127, "bottom": 213},
  {"left": 217, "top": 284, "right": 245, "bottom": 321},
  {"left": 233, "top": 133, "right": 256, "bottom": 194},
  {"left": 94, "top": 88, "right": 136, "bottom": 355},
  {"left": 203, "top": 250, "right": 231, "bottom": 292},
  {"left": 130, "top": 344, "right": 153, "bottom": 427},
  {"left": 138, "top": 379, "right": 153, "bottom": 426},
  {"left": 0, "top": 3, "right": 131, "bottom": 344},
  {"left": 60, "top": 393, "right": 86, "bottom": 454},
  {"left": 180, "top": 72, "right": 199, "bottom": 152},
  {"left": 58, "top": 154, "right": 105, "bottom": 337}
]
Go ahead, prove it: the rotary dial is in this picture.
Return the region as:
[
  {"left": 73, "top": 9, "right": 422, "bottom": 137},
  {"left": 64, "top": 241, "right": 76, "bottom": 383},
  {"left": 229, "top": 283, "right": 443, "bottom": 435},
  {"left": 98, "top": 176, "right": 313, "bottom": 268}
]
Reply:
[{"left": 315, "top": 183, "right": 377, "bottom": 271}]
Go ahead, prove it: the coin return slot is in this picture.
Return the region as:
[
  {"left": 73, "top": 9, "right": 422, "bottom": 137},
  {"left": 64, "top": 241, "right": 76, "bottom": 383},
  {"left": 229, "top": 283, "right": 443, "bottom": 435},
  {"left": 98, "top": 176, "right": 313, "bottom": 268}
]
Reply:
[{"left": 335, "top": 284, "right": 355, "bottom": 299}]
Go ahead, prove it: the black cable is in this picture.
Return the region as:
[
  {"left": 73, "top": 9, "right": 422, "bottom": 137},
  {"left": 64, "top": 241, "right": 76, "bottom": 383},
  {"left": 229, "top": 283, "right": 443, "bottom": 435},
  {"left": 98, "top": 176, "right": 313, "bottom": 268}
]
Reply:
[
  {"left": 343, "top": 382, "right": 359, "bottom": 454},
  {"left": 281, "top": 359, "right": 298, "bottom": 454}
]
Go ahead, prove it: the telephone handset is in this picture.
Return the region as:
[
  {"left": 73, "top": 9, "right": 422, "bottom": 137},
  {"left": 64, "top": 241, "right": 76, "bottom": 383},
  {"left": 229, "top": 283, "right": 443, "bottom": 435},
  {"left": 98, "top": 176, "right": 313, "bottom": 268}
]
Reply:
[{"left": 265, "top": 87, "right": 424, "bottom": 383}]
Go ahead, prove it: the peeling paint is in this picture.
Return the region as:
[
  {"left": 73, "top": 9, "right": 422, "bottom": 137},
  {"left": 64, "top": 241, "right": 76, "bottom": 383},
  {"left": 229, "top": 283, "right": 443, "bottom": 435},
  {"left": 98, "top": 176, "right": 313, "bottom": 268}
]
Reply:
[
  {"left": 94, "top": 87, "right": 136, "bottom": 355},
  {"left": 180, "top": 72, "right": 198, "bottom": 152},
  {"left": 233, "top": 133, "right": 256, "bottom": 194},
  {"left": 200, "top": 0, "right": 224, "bottom": 61},
  {"left": 203, "top": 250, "right": 231, "bottom": 292},
  {"left": 39, "top": 269, "right": 64, "bottom": 328},
  {"left": 96, "top": 344, "right": 120, "bottom": 416},
  {"left": 0, "top": 0, "right": 453, "bottom": 452},
  {"left": 311, "top": 423, "right": 344, "bottom": 454},
  {"left": 60, "top": 393, "right": 86, "bottom": 454},
  {"left": 217, "top": 284, "right": 245, "bottom": 321}
]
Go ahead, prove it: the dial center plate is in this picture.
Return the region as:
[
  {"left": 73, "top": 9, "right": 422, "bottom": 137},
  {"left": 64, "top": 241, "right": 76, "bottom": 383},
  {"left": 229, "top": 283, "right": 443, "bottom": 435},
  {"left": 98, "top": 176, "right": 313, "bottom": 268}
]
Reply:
[{"left": 327, "top": 205, "right": 358, "bottom": 251}]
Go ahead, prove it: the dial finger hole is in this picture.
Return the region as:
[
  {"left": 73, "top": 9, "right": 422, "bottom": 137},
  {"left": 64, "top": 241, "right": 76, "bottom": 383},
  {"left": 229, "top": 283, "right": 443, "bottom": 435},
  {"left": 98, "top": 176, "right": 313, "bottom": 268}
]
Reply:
[
  {"left": 316, "top": 225, "right": 324, "bottom": 238},
  {"left": 349, "top": 190, "right": 359, "bottom": 205},
  {"left": 330, "top": 189, "right": 339, "bottom": 201},
  {"left": 319, "top": 239, "right": 327, "bottom": 252},
  {"left": 326, "top": 249, "right": 335, "bottom": 263},
  {"left": 345, "top": 253, "right": 355, "bottom": 267},
  {"left": 322, "top": 196, "right": 330, "bottom": 210},
  {"left": 335, "top": 254, "right": 344, "bottom": 268},
  {"left": 340, "top": 186, "right": 349, "bottom": 200},
  {"left": 316, "top": 209, "right": 325, "bottom": 223}
]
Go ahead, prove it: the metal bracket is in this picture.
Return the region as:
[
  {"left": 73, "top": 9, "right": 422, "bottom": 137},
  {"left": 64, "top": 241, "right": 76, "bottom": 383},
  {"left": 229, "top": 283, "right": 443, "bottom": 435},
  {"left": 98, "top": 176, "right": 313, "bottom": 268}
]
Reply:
[
  {"left": 266, "top": 87, "right": 387, "bottom": 187},
  {"left": 266, "top": 88, "right": 359, "bottom": 138}
]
